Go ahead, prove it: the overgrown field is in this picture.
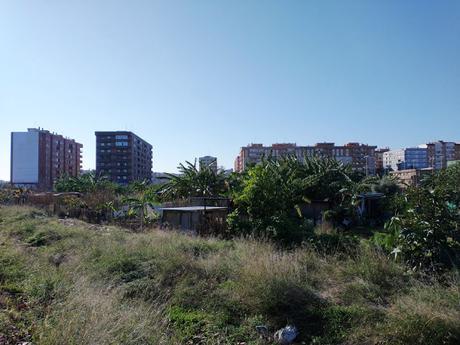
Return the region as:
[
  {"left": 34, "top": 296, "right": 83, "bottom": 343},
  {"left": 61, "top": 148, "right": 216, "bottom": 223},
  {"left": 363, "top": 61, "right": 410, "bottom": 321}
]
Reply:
[{"left": 1, "top": 206, "right": 459, "bottom": 344}]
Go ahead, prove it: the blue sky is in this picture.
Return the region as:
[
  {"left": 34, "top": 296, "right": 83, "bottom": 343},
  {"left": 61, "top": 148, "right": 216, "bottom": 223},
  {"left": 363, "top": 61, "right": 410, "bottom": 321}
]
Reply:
[{"left": 1, "top": 0, "right": 459, "bottom": 180}]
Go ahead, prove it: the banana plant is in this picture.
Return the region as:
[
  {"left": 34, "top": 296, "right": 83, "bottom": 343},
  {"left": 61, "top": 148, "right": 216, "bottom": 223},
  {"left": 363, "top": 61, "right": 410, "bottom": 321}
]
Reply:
[{"left": 122, "top": 191, "right": 157, "bottom": 231}]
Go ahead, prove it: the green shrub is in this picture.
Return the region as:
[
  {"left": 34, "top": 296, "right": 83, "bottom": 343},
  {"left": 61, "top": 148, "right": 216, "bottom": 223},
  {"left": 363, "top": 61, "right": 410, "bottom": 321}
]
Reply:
[
  {"left": 308, "top": 233, "right": 359, "bottom": 255},
  {"left": 167, "top": 306, "right": 210, "bottom": 342},
  {"left": 26, "top": 229, "right": 62, "bottom": 247},
  {"left": 0, "top": 249, "right": 26, "bottom": 285},
  {"left": 380, "top": 186, "right": 460, "bottom": 272}
]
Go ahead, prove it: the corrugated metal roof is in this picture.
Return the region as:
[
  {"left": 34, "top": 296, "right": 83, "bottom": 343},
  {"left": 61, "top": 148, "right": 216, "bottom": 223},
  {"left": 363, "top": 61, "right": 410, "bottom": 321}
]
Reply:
[{"left": 160, "top": 206, "right": 227, "bottom": 212}]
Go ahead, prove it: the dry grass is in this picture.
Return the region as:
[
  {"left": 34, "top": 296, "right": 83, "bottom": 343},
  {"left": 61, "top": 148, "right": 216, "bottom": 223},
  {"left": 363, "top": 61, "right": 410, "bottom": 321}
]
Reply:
[
  {"left": 37, "top": 278, "right": 167, "bottom": 345},
  {"left": 1, "top": 205, "right": 459, "bottom": 345}
]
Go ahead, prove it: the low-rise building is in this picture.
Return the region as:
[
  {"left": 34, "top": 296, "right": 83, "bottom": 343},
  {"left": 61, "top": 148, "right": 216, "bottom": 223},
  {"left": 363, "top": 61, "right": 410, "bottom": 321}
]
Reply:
[
  {"left": 390, "top": 168, "right": 434, "bottom": 187},
  {"left": 447, "top": 160, "right": 460, "bottom": 168},
  {"left": 151, "top": 172, "right": 175, "bottom": 185}
]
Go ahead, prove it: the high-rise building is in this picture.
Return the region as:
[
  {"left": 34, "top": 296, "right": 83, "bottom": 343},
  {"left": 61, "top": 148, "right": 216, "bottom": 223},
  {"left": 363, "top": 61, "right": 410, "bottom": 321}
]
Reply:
[
  {"left": 234, "top": 142, "right": 376, "bottom": 174},
  {"left": 95, "top": 131, "right": 152, "bottom": 184},
  {"left": 426, "top": 141, "right": 460, "bottom": 170},
  {"left": 382, "top": 148, "right": 428, "bottom": 171},
  {"left": 10, "top": 128, "right": 82, "bottom": 190},
  {"left": 199, "top": 156, "right": 217, "bottom": 173}
]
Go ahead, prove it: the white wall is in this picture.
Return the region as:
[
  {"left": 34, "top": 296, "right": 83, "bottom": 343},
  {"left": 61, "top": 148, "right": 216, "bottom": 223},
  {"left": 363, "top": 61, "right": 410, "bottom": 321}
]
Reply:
[{"left": 11, "top": 131, "right": 39, "bottom": 184}]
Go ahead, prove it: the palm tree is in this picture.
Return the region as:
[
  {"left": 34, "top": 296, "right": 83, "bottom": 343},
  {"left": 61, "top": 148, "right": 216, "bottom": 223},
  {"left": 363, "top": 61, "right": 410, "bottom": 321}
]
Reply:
[{"left": 159, "top": 160, "right": 227, "bottom": 201}]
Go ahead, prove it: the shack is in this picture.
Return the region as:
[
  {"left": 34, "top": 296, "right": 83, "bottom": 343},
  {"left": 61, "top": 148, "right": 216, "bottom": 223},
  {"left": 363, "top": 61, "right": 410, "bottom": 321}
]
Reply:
[
  {"left": 160, "top": 205, "right": 228, "bottom": 234},
  {"left": 357, "top": 192, "right": 385, "bottom": 219}
]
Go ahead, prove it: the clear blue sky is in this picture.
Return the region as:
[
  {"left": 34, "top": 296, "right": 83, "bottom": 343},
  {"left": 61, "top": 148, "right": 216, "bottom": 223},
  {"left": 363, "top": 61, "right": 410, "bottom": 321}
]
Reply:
[{"left": 1, "top": 0, "right": 459, "bottom": 180}]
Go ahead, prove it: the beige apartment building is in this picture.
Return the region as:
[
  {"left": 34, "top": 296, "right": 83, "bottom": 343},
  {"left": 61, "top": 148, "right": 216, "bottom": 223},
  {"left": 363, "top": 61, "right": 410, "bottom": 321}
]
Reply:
[{"left": 390, "top": 168, "right": 434, "bottom": 187}]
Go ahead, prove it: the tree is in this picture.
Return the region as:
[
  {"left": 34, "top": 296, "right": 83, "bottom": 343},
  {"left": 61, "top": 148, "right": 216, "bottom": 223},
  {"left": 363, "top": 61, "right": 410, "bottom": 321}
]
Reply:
[
  {"left": 54, "top": 172, "right": 120, "bottom": 223},
  {"left": 54, "top": 172, "right": 118, "bottom": 193},
  {"left": 159, "top": 161, "right": 227, "bottom": 200},
  {"left": 123, "top": 188, "right": 158, "bottom": 231},
  {"left": 374, "top": 176, "right": 460, "bottom": 272},
  {"left": 228, "top": 156, "right": 354, "bottom": 244}
]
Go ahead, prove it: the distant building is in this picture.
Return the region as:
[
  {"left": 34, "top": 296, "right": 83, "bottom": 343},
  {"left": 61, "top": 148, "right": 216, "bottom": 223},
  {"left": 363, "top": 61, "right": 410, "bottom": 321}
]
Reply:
[
  {"left": 220, "top": 168, "right": 233, "bottom": 176},
  {"left": 95, "top": 131, "right": 152, "bottom": 184},
  {"left": 390, "top": 168, "right": 434, "bottom": 187},
  {"left": 199, "top": 156, "right": 217, "bottom": 173},
  {"left": 10, "top": 128, "right": 82, "bottom": 190},
  {"left": 234, "top": 142, "right": 376, "bottom": 175},
  {"left": 426, "top": 141, "right": 460, "bottom": 170},
  {"left": 80, "top": 169, "right": 96, "bottom": 175},
  {"left": 151, "top": 172, "right": 175, "bottom": 185},
  {"left": 234, "top": 143, "right": 298, "bottom": 172},
  {"left": 374, "top": 148, "right": 390, "bottom": 174},
  {"left": 383, "top": 148, "right": 428, "bottom": 171},
  {"left": 447, "top": 160, "right": 460, "bottom": 168}
]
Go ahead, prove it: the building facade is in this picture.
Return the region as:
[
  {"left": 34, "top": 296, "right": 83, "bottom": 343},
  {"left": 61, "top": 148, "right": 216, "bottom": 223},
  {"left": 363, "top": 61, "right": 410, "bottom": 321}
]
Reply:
[
  {"left": 95, "top": 131, "right": 152, "bottom": 184},
  {"left": 383, "top": 148, "right": 428, "bottom": 171},
  {"left": 426, "top": 141, "right": 460, "bottom": 170},
  {"left": 390, "top": 168, "right": 434, "bottom": 187},
  {"left": 11, "top": 128, "right": 82, "bottom": 190},
  {"left": 234, "top": 142, "right": 376, "bottom": 174},
  {"left": 375, "top": 148, "right": 390, "bottom": 174},
  {"left": 199, "top": 156, "right": 217, "bottom": 173}
]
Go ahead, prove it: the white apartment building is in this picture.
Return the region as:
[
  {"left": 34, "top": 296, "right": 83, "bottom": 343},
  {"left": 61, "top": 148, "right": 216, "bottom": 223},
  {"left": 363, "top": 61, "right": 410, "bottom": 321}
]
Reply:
[{"left": 383, "top": 148, "right": 428, "bottom": 171}]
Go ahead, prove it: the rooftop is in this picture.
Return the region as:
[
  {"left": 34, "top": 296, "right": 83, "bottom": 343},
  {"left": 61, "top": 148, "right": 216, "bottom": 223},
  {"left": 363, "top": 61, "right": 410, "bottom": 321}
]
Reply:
[{"left": 160, "top": 206, "right": 228, "bottom": 212}]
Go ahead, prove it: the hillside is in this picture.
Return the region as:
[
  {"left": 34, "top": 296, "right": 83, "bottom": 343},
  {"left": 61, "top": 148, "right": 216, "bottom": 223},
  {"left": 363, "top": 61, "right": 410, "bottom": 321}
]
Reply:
[{"left": 1, "top": 206, "right": 459, "bottom": 344}]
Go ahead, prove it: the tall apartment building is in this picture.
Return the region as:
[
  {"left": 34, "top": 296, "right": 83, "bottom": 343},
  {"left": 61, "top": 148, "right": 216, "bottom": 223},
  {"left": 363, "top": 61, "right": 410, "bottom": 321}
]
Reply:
[
  {"left": 10, "top": 128, "right": 82, "bottom": 190},
  {"left": 234, "top": 142, "right": 376, "bottom": 174},
  {"left": 199, "top": 156, "right": 217, "bottom": 173},
  {"left": 426, "top": 141, "right": 460, "bottom": 170},
  {"left": 95, "top": 131, "right": 152, "bottom": 184},
  {"left": 382, "top": 148, "right": 428, "bottom": 171}
]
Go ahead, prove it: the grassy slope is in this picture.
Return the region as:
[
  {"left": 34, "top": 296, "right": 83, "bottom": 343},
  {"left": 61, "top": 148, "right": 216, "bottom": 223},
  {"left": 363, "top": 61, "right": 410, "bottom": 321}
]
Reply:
[{"left": 0, "top": 206, "right": 459, "bottom": 345}]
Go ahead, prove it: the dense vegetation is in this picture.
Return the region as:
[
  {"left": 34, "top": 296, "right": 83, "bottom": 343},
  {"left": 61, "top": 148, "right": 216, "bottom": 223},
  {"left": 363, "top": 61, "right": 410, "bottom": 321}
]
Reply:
[
  {"left": 1, "top": 158, "right": 459, "bottom": 344},
  {"left": 157, "top": 157, "right": 460, "bottom": 272},
  {"left": 1, "top": 206, "right": 459, "bottom": 344},
  {"left": 2, "top": 158, "right": 460, "bottom": 272}
]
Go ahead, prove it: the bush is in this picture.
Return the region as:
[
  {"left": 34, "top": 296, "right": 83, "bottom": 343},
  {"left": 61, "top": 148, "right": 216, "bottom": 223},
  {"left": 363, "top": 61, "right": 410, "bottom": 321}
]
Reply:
[{"left": 377, "top": 186, "right": 460, "bottom": 272}]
